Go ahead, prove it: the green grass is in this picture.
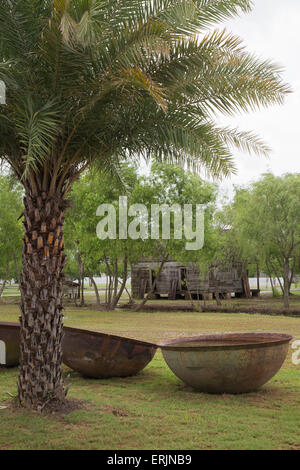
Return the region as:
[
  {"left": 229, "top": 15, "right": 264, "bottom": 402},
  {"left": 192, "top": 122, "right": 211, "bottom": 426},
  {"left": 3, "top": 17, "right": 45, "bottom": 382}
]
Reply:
[{"left": 0, "top": 304, "right": 300, "bottom": 450}]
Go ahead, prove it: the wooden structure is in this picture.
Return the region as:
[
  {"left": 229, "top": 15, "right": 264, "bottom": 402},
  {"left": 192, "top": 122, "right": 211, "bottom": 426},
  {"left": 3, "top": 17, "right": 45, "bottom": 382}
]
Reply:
[
  {"left": 63, "top": 280, "right": 80, "bottom": 300},
  {"left": 131, "top": 260, "right": 248, "bottom": 300}
]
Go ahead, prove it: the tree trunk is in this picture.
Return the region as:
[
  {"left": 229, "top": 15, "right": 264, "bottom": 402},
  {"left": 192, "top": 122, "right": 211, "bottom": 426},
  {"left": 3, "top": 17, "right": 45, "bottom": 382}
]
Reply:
[
  {"left": 283, "top": 258, "right": 290, "bottom": 309},
  {"left": 105, "top": 275, "right": 108, "bottom": 304},
  {"left": 87, "top": 268, "right": 101, "bottom": 307},
  {"left": 13, "top": 252, "right": 20, "bottom": 285},
  {"left": 18, "top": 192, "right": 66, "bottom": 410},
  {"left": 80, "top": 272, "right": 85, "bottom": 306},
  {"left": 119, "top": 280, "right": 135, "bottom": 306},
  {"left": 110, "top": 255, "right": 128, "bottom": 310},
  {"left": 113, "top": 258, "right": 118, "bottom": 298},
  {"left": 211, "top": 269, "right": 221, "bottom": 306},
  {"left": 256, "top": 263, "right": 260, "bottom": 290},
  {"left": 265, "top": 260, "right": 274, "bottom": 292},
  {"left": 288, "top": 257, "right": 295, "bottom": 295},
  {"left": 134, "top": 256, "right": 168, "bottom": 312},
  {"left": 214, "top": 289, "right": 222, "bottom": 307},
  {"left": 269, "top": 275, "right": 274, "bottom": 292},
  {"left": 269, "top": 259, "right": 284, "bottom": 294},
  {"left": 104, "top": 255, "right": 113, "bottom": 309},
  {"left": 77, "top": 252, "right": 85, "bottom": 307},
  {"left": 0, "top": 262, "right": 9, "bottom": 298},
  {"left": 107, "top": 275, "right": 113, "bottom": 307}
]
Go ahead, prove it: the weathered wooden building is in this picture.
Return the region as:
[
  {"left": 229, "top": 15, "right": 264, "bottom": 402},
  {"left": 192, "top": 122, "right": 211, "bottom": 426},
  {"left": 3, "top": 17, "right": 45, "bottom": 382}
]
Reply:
[
  {"left": 63, "top": 280, "right": 80, "bottom": 300},
  {"left": 131, "top": 260, "right": 248, "bottom": 300}
]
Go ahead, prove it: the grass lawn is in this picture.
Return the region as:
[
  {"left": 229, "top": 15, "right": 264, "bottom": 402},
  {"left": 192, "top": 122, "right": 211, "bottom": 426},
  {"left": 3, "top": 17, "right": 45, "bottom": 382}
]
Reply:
[{"left": 0, "top": 303, "right": 300, "bottom": 450}]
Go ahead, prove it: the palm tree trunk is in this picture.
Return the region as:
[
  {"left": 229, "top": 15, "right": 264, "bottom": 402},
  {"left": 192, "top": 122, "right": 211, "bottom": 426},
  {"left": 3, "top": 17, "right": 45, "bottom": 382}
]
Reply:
[{"left": 18, "top": 192, "right": 66, "bottom": 410}]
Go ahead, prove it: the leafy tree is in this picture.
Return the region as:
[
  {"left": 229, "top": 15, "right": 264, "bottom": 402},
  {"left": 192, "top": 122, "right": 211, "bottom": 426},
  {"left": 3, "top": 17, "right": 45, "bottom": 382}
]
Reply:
[
  {"left": 130, "top": 162, "right": 217, "bottom": 310},
  {"left": 0, "top": 0, "right": 289, "bottom": 409},
  {"left": 214, "top": 193, "right": 260, "bottom": 284},
  {"left": 132, "top": 161, "right": 217, "bottom": 262},
  {"left": 65, "top": 164, "right": 138, "bottom": 309},
  {"left": 0, "top": 174, "right": 23, "bottom": 296},
  {"left": 66, "top": 161, "right": 217, "bottom": 310},
  {"left": 230, "top": 173, "right": 300, "bottom": 308}
]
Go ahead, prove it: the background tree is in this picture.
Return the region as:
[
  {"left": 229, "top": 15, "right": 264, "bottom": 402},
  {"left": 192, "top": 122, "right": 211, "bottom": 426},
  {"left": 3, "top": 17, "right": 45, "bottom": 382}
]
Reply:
[
  {"left": 0, "top": 174, "right": 23, "bottom": 297},
  {"left": 65, "top": 161, "right": 217, "bottom": 310},
  {"left": 214, "top": 193, "right": 262, "bottom": 289},
  {"left": 0, "top": 0, "right": 289, "bottom": 409},
  {"left": 131, "top": 161, "right": 217, "bottom": 310},
  {"left": 65, "top": 164, "right": 138, "bottom": 310},
  {"left": 230, "top": 173, "right": 300, "bottom": 308}
]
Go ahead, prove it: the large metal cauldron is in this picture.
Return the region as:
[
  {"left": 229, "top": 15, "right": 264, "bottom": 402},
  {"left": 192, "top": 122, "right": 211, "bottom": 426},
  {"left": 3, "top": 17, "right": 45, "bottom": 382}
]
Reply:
[
  {"left": 160, "top": 333, "right": 292, "bottom": 394},
  {"left": 62, "top": 326, "right": 157, "bottom": 378},
  {"left": 0, "top": 322, "right": 20, "bottom": 367},
  {"left": 0, "top": 322, "right": 157, "bottom": 378}
]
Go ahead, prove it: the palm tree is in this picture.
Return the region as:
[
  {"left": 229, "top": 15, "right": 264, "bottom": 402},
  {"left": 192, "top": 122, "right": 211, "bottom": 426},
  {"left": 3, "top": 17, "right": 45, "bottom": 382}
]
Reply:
[{"left": 0, "top": 0, "right": 289, "bottom": 409}]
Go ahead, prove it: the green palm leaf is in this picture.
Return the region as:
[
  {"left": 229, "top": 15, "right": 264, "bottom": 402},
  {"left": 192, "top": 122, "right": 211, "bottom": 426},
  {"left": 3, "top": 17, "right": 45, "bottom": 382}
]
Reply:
[{"left": 0, "top": 0, "right": 290, "bottom": 191}]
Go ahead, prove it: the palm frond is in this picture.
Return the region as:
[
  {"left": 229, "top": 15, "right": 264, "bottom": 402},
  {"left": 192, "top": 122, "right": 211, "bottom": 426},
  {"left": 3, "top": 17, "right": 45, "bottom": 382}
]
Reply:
[
  {"left": 14, "top": 99, "right": 61, "bottom": 176},
  {"left": 0, "top": 0, "right": 290, "bottom": 194}
]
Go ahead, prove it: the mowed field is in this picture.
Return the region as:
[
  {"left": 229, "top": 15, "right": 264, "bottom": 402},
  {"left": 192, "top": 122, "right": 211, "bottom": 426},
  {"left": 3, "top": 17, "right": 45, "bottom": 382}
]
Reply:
[{"left": 0, "top": 302, "right": 300, "bottom": 450}]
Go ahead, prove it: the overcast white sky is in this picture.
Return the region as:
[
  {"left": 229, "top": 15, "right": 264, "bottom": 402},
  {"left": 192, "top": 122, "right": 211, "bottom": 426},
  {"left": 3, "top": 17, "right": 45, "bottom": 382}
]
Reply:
[{"left": 216, "top": 0, "right": 300, "bottom": 199}]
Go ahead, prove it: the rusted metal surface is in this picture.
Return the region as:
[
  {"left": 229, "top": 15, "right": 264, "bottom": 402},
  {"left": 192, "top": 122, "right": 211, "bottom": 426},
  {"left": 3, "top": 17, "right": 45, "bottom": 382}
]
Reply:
[
  {"left": 0, "top": 322, "right": 157, "bottom": 378},
  {"left": 0, "top": 322, "right": 292, "bottom": 392},
  {"left": 62, "top": 326, "right": 157, "bottom": 378},
  {"left": 0, "top": 322, "right": 20, "bottom": 367},
  {"left": 160, "top": 333, "right": 293, "bottom": 394}
]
